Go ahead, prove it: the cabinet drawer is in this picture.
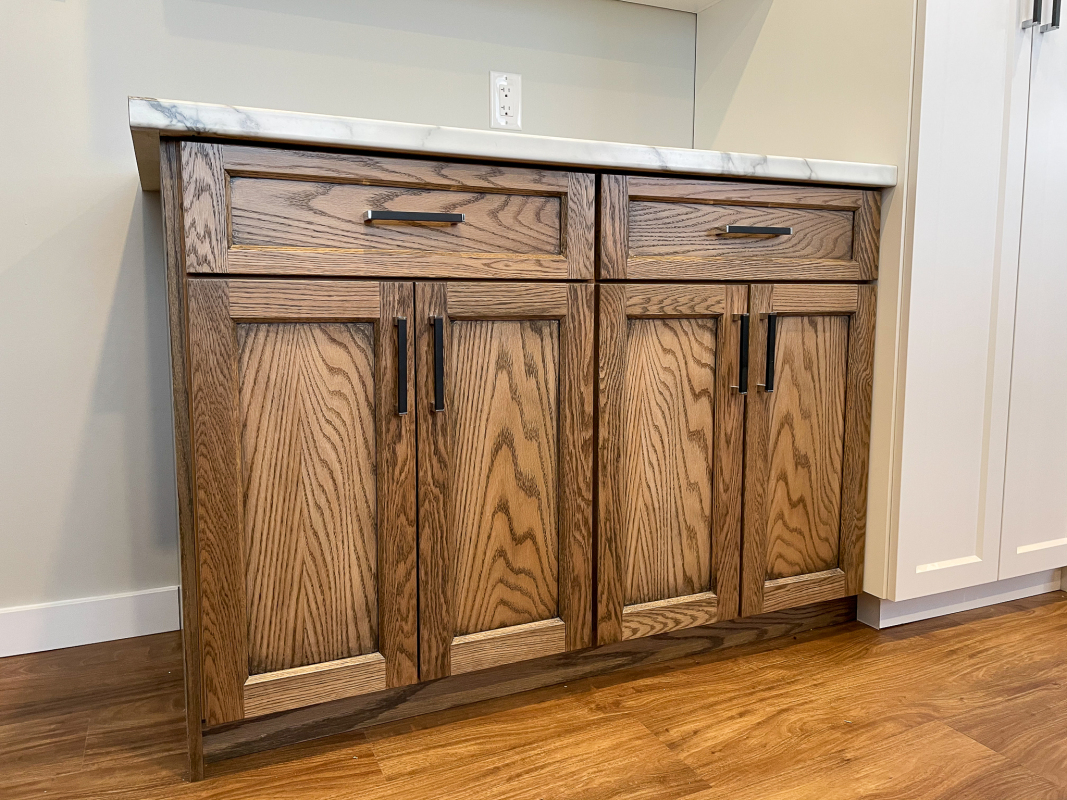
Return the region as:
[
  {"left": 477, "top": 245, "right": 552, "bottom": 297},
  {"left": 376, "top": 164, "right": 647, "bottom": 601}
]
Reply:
[
  {"left": 180, "top": 143, "right": 594, "bottom": 279},
  {"left": 601, "top": 175, "right": 880, "bottom": 281}
]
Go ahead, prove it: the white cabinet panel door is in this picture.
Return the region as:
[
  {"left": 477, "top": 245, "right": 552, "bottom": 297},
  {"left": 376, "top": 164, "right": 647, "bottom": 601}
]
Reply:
[
  {"left": 893, "top": 0, "right": 1032, "bottom": 600},
  {"left": 1000, "top": 22, "right": 1067, "bottom": 578}
]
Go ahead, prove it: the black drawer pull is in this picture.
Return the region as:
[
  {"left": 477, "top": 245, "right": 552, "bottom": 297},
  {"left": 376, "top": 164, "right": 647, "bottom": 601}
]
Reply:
[
  {"left": 430, "top": 316, "right": 445, "bottom": 412},
  {"left": 759, "top": 313, "right": 777, "bottom": 393},
  {"left": 363, "top": 210, "right": 465, "bottom": 224},
  {"left": 395, "top": 317, "right": 408, "bottom": 415},
  {"left": 732, "top": 313, "right": 750, "bottom": 395},
  {"left": 720, "top": 225, "right": 794, "bottom": 237}
]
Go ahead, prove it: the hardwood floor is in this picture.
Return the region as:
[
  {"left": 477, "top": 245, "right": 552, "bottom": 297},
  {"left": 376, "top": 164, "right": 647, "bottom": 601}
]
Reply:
[{"left": 3, "top": 592, "right": 1065, "bottom": 799}]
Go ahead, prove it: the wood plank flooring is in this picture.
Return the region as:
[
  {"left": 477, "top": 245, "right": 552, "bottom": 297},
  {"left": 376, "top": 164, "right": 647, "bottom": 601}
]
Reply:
[{"left": 2, "top": 591, "right": 1065, "bottom": 799}]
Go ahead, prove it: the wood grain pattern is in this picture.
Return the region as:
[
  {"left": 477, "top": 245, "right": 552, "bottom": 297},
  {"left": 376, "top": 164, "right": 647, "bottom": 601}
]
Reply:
[
  {"left": 599, "top": 284, "right": 744, "bottom": 645},
  {"left": 622, "top": 317, "right": 716, "bottom": 606},
  {"left": 852, "top": 189, "right": 882, "bottom": 280},
  {"left": 623, "top": 256, "right": 862, "bottom": 282},
  {"left": 761, "top": 569, "right": 847, "bottom": 614},
  {"left": 621, "top": 592, "right": 719, "bottom": 641},
  {"left": 202, "top": 597, "right": 858, "bottom": 763},
  {"left": 231, "top": 177, "right": 562, "bottom": 255},
  {"left": 596, "top": 285, "right": 628, "bottom": 645},
  {"left": 450, "top": 319, "right": 560, "bottom": 636},
  {"left": 838, "top": 284, "right": 876, "bottom": 595},
  {"left": 559, "top": 284, "right": 595, "bottom": 650},
  {"left": 188, "top": 279, "right": 247, "bottom": 725},
  {"left": 566, "top": 173, "right": 596, "bottom": 280},
  {"left": 416, "top": 283, "right": 453, "bottom": 681},
  {"left": 446, "top": 283, "right": 568, "bottom": 319},
  {"left": 625, "top": 176, "right": 865, "bottom": 210},
  {"left": 771, "top": 284, "right": 859, "bottom": 315},
  {"left": 375, "top": 282, "right": 419, "bottom": 689},
  {"left": 710, "top": 285, "right": 748, "bottom": 622},
  {"left": 628, "top": 202, "right": 854, "bottom": 261},
  {"left": 159, "top": 139, "right": 203, "bottom": 780},
  {"left": 450, "top": 619, "right": 567, "bottom": 676},
  {"left": 222, "top": 145, "right": 572, "bottom": 193},
  {"left": 181, "top": 142, "right": 228, "bottom": 273},
  {"left": 599, "top": 174, "right": 629, "bottom": 279},
  {"left": 224, "top": 249, "right": 572, "bottom": 280},
  {"left": 763, "top": 315, "right": 848, "bottom": 581},
  {"left": 240, "top": 321, "right": 379, "bottom": 674},
  {"left": 742, "top": 283, "right": 871, "bottom": 617},
  {"left": 228, "top": 280, "right": 380, "bottom": 321},
  {"left": 243, "top": 653, "right": 387, "bottom": 718},
  {"left": 625, "top": 284, "right": 726, "bottom": 318}
]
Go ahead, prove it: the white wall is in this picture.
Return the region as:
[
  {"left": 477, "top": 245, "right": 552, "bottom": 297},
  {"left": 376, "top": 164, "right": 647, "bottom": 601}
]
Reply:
[
  {"left": 694, "top": 0, "right": 917, "bottom": 597},
  {"left": 0, "top": 0, "right": 695, "bottom": 614}
]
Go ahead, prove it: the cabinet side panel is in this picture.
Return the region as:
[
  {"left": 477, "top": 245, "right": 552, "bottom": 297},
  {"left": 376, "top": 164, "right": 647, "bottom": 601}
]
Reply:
[
  {"left": 377, "top": 283, "right": 419, "bottom": 687},
  {"left": 188, "top": 280, "right": 246, "bottom": 725},
  {"left": 764, "top": 316, "right": 849, "bottom": 581},
  {"left": 450, "top": 320, "right": 560, "bottom": 636},
  {"left": 160, "top": 140, "right": 204, "bottom": 780},
  {"left": 622, "top": 318, "right": 716, "bottom": 605},
  {"left": 560, "top": 284, "right": 595, "bottom": 649},
  {"left": 240, "top": 323, "right": 379, "bottom": 674}
]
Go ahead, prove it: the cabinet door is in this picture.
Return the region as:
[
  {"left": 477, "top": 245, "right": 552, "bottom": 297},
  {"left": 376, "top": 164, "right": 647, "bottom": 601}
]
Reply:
[
  {"left": 742, "top": 284, "right": 875, "bottom": 616},
  {"left": 999, "top": 21, "right": 1067, "bottom": 578},
  {"left": 417, "top": 283, "right": 594, "bottom": 680},
  {"left": 597, "top": 284, "right": 746, "bottom": 644},
  {"left": 188, "top": 279, "right": 417, "bottom": 725}
]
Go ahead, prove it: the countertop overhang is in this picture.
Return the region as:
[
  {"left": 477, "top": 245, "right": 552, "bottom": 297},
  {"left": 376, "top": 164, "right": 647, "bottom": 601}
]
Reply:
[{"left": 129, "top": 97, "right": 898, "bottom": 191}]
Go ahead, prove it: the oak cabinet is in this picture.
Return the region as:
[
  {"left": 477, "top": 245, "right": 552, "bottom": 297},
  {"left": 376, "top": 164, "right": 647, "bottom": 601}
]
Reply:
[
  {"left": 416, "top": 282, "right": 594, "bottom": 679},
  {"left": 596, "top": 283, "right": 746, "bottom": 644},
  {"left": 186, "top": 278, "right": 418, "bottom": 725},
  {"left": 741, "top": 284, "right": 876, "bottom": 616},
  {"left": 161, "top": 138, "right": 879, "bottom": 773}
]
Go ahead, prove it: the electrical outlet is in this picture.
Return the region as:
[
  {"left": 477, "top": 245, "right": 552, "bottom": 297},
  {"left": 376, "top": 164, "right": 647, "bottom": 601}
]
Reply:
[{"left": 490, "top": 71, "right": 522, "bottom": 131}]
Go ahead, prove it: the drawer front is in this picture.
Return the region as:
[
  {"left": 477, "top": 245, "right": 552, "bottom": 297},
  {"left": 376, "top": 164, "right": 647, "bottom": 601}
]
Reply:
[
  {"left": 601, "top": 175, "right": 880, "bottom": 281},
  {"left": 181, "top": 143, "right": 594, "bottom": 280}
]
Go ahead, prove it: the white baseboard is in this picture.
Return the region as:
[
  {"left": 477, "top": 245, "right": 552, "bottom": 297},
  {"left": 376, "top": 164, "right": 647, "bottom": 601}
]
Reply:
[
  {"left": 857, "top": 569, "right": 1063, "bottom": 630},
  {"left": 0, "top": 586, "right": 180, "bottom": 658}
]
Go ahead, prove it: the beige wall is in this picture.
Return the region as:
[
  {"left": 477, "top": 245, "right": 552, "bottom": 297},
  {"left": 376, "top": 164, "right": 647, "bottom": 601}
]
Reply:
[
  {"left": 695, "top": 0, "right": 918, "bottom": 596},
  {"left": 0, "top": 0, "right": 695, "bottom": 608}
]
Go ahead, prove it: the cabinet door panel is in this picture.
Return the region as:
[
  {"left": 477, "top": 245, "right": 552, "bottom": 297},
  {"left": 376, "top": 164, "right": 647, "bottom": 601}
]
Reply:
[
  {"left": 598, "top": 284, "right": 746, "bottom": 645},
  {"left": 418, "top": 283, "right": 593, "bottom": 679},
  {"left": 188, "top": 279, "right": 417, "bottom": 724},
  {"left": 742, "top": 284, "right": 875, "bottom": 616}
]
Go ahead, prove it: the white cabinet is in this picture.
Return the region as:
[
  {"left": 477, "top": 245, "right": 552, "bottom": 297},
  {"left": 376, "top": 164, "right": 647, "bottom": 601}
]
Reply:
[
  {"left": 891, "top": 0, "right": 1033, "bottom": 600},
  {"left": 999, "top": 13, "right": 1067, "bottom": 578}
]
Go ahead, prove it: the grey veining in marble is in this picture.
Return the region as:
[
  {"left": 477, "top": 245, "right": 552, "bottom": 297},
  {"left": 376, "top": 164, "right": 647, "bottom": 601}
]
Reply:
[{"left": 129, "top": 97, "right": 897, "bottom": 191}]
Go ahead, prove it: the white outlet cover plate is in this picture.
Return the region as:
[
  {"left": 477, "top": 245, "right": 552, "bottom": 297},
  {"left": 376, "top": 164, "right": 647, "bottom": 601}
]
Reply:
[{"left": 490, "top": 71, "right": 522, "bottom": 131}]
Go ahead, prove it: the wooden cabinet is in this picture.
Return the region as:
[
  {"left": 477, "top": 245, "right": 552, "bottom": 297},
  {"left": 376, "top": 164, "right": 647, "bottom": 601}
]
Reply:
[
  {"left": 415, "top": 282, "right": 594, "bottom": 678},
  {"left": 161, "top": 139, "right": 879, "bottom": 773},
  {"left": 186, "top": 278, "right": 417, "bottom": 725},
  {"left": 741, "top": 284, "right": 876, "bottom": 616},
  {"left": 596, "top": 283, "right": 746, "bottom": 644}
]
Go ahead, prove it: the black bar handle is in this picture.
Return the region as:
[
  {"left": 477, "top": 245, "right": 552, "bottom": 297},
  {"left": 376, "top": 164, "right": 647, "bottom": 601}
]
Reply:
[
  {"left": 1043, "top": 0, "right": 1060, "bottom": 30},
  {"left": 722, "top": 225, "right": 793, "bottom": 237},
  {"left": 364, "top": 210, "right": 465, "bottom": 224},
  {"left": 395, "top": 317, "right": 408, "bottom": 415},
  {"left": 734, "top": 314, "right": 750, "bottom": 395},
  {"left": 1025, "top": 0, "right": 1043, "bottom": 27},
  {"left": 762, "top": 313, "right": 777, "bottom": 393},
  {"left": 430, "top": 316, "right": 445, "bottom": 412}
]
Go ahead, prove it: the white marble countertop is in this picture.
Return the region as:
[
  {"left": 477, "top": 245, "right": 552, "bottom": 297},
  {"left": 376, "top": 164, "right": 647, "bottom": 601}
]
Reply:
[{"left": 129, "top": 97, "right": 897, "bottom": 191}]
